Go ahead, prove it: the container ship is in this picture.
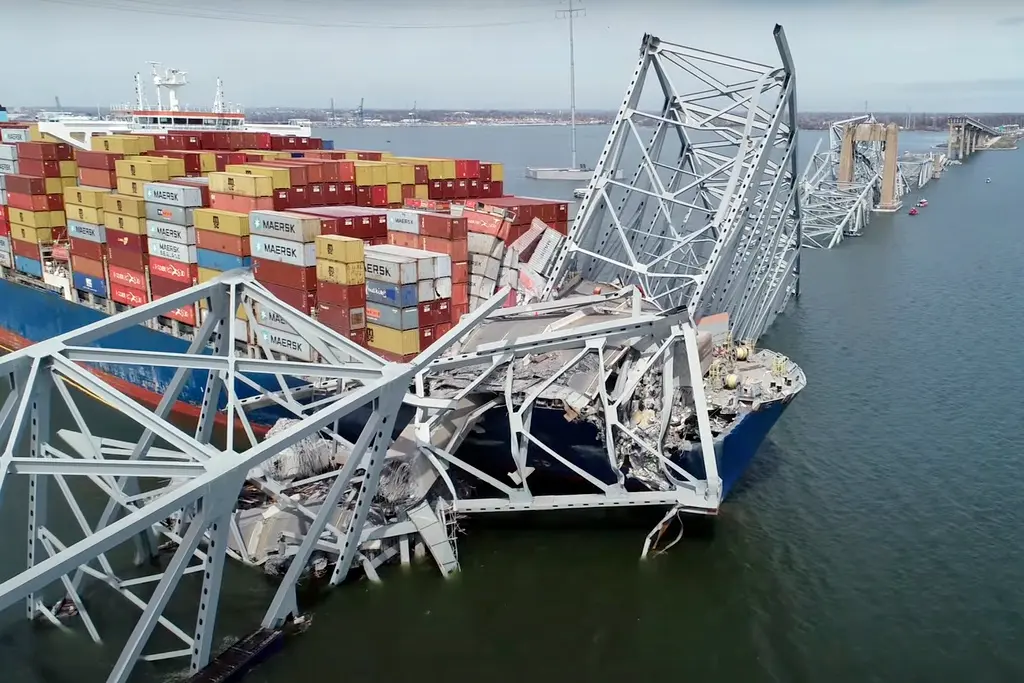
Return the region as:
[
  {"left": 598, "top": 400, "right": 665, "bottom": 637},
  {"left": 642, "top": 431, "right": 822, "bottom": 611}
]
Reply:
[{"left": 0, "top": 120, "right": 803, "bottom": 504}]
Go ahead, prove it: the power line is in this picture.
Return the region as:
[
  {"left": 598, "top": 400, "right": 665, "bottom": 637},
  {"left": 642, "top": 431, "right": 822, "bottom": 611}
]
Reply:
[{"left": 37, "top": 0, "right": 554, "bottom": 30}]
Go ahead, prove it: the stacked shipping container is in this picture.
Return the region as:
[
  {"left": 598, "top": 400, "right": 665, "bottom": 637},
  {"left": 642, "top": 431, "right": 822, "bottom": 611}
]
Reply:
[
  {"left": 4, "top": 140, "right": 74, "bottom": 278},
  {"left": 314, "top": 234, "right": 366, "bottom": 346}
]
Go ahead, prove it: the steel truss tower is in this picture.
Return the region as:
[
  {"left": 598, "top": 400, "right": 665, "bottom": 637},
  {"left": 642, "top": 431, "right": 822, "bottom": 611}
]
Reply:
[{"left": 541, "top": 25, "right": 802, "bottom": 343}]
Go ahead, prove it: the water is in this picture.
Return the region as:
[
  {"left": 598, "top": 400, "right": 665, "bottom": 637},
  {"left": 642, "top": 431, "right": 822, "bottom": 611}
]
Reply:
[{"left": 4, "top": 125, "right": 1024, "bottom": 682}]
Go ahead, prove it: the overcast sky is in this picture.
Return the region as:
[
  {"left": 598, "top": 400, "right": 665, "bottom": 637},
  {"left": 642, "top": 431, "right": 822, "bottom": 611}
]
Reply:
[{"left": 5, "top": 0, "right": 1024, "bottom": 112}]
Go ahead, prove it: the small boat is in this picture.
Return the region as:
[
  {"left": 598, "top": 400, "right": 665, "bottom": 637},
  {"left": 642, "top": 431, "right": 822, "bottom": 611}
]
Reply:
[
  {"left": 917, "top": 199, "right": 928, "bottom": 207},
  {"left": 986, "top": 178, "right": 992, "bottom": 183},
  {"left": 908, "top": 208, "right": 918, "bottom": 216},
  {"left": 572, "top": 187, "right": 587, "bottom": 199}
]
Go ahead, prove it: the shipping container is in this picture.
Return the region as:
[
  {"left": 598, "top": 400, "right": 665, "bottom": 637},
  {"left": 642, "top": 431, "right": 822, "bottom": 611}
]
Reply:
[
  {"left": 150, "top": 256, "right": 199, "bottom": 284},
  {"left": 106, "top": 227, "right": 149, "bottom": 254},
  {"left": 114, "top": 159, "right": 170, "bottom": 183},
  {"left": 15, "top": 255, "right": 43, "bottom": 278},
  {"left": 254, "top": 326, "right": 315, "bottom": 362},
  {"left": 365, "top": 279, "right": 418, "bottom": 309},
  {"left": 64, "top": 204, "right": 104, "bottom": 225},
  {"left": 315, "top": 259, "right": 365, "bottom": 286},
  {"left": 252, "top": 258, "right": 317, "bottom": 290},
  {"left": 252, "top": 302, "right": 294, "bottom": 334},
  {"left": 69, "top": 237, "right": 105, "bottom": 262},
  {"left": 317, "top": 281, "right": 366, "bottom": 308},
  {"left": 145, "top": 202, "right": 196, "bottom": 227},
  {"left": 11, "top": 238, "right": 42, "bottom": 260},
  {"left": 91, "top": 135, "right": 151, "bottom": 155},
  {"left": 193, "top": 208, "right": 249, "bottom": 236},
  {"left": 102, "top": 193, "right": 147, "bottom": 218},
  {"left": 196, "top": 249, "right": 251, "bottom": 272},
  {"left": 316, "top": 302, "right": 365, "bottom": 334},
  {"left": 364, "top": 250, "right": 418, "bottom": 285},
  {"left": 107, "top": 246, "right": 148, "bottom": 273},
  {"left": 148, "top": 236, "right": 197, "bottom": 264},
  {"left": 208, "top": 172, "right": 274, "bottom": 198},
  {"left": 160, "top": 303, "right": 199, "bottom": 327},
  {"left": 63, "top": 186, "right": 108, "bottom": 209},
  {"left": 366, "top": 324, "right": 419, "bottom": 356},
  {"left": 76, "top": 150, "right": 123, "bottom": 171},
  {"left": 72, "top": 271, "right": 107, "bottom": 297},
  {"left": 10, "top": 225, "right": 54, "bottom": 245},
  {"left": 115, "top": 176, "right": 146, "bottom": 198},
  {"left": 149, "top": 273, "right": 192, "bottom": 298},
  {"left": 66, "top": 219, "right": 106, "bottom": 243},
  {"left": 224, "top": 163, "right": 293, "bottom": 189},
  {"left": 107, "top": 264, "right": 147, "bottom": 291},
  {"left": 71, "top": 254, "right": 105, "bottom": 280},
  {"left": 249, "top": 210, "right": 321, "bottom": 243},
  {"left": 0, "top": 249, "right": 12, "bottom": 269},
  {"left": 259, "top": 281, "right": 316, "bottom": 315},
  {"left": 144, "top": 182, "right": 206, "bottom": 208},
  {"left": 365, "top": 302, "right": 418, "bottom": 331},
  {"left": 104, "top": 211, "right": 147, "bottom": 237},
  {"left": 195, "top": 229, "right": 250, "bottom": 257},
  {"left": 251, "top": 235, "right": 317, "bottom": 268},
  {"left": 5, "top": 174, "right": 61, "bottom": 196},
  {"left": 146, "top": 220, "right": 196, "bottom": 245},
  {"left": 314, "top": 234, "right": 364, "bottom": 264},
  {"left": 109, "top": 281, "right": 149, "bottom": 308}
]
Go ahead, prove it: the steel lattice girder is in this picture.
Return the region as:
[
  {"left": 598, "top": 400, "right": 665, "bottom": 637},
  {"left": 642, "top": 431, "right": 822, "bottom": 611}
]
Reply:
[
  {"left": 540, "top": 25, "right": 802, "bottom": 344},
  {"left": 0, "top": 270, "right": 509, "bottom": 683}
]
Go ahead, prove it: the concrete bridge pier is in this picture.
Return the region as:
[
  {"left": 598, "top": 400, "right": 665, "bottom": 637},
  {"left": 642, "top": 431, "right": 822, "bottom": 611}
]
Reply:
[
  {"left": 839, "top": 121, "right": 901, "bottom": 212},
  {"left": 947, "top": 116, "right": 999, "bottom": 160}
]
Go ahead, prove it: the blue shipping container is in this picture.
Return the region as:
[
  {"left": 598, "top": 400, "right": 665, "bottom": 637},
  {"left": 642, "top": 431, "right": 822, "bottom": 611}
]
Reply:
[
  {"left": 322, "top": 139, "right": 335, "bottom": 150},
  {"left": 196, "top": 249, "right": 252, "bottom": 272},
  {"left": 290, "top": 152, "right": 304, "bottom": 158},
  {"left": 14, "top": 255, "right": 43, "bottom": 278},
  {"left": 365, "top": 279, "right": 418, "bottom": 309},
  {"left": 72, "top": 272, "right": 108, "bottom": 298}
]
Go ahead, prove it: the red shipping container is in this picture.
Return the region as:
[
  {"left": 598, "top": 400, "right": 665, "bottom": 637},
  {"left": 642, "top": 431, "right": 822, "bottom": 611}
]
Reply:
[
  {"left": 149, "top": 150, "right": 201, "bottom": 175},
  {"left": 6, "top": 192, "right": 61, "bottom": 212},
  {"left": 289, "top": 158, "right": 334, "bottom": 182},
  {"left": 479, "top": 163, "right": 492, "bottom": 182},
  {"left": 11, "top": 238, "right": 41, "bottom": 260},
  {"left": 418, "top": 325, "right": 435, "bottom": 350},
  {"left": 149, "top": 256, "right": 199, "bottom": 284},
  {"left": 210, "top": 192, "right": 287, "bottom": 213},
  {"left": 467, "top": 179, "right": 480, "bottom": 198},
  {"left": 418, "top": 212, "right": 467, "bottom": 240},
  {"left": 107, "top": 246, "right": 148, "bottom": 272},
  {"left": 260, "top": 280, "right": 316, "bottom": 315},
  {"left": 0, "top": 206, "right": 7, "bottom": 222},
  {"left": 338, "top": 182, "right": 356, "bottom": 205},
  {"left": 322, "top": 183, "right": 340, "bottom": 205},
  {"left": 105, "top": 227, "right": 147, "bottom": 253},
  {"left": 51, "top": 244, "right": 70, "bottom": 262},
  {"left": 451, "top": 303, "right": 469, "bottom": 323},
  {"left": 369, "top": 185, "right": 388, "bottom": 207},
  {"left": 308, "top": 183, "right": 325, "bottom": 206},
  {"left": 110, "top": 282, "right": 149, "bottom": 307},
  {"left": 252, "top": 258, "right": 317, "bottom": 291},
  {"left": 345, "top": 328, "right": 366, "bottom": 347},
  {"left": 18, "top": 159, "right": 62, "bottom": 178},
  {"left": 0, "top": 221, "right": 10, "bottom": 238},
  {"left": 248, "top": 160, "right": 307, "bottom": 186},
  {"left": 404, "top": 198, "right": 450, "bottom": 213},
  {"left": 427, "top": 180, "right": 443, "bottom": 200},
  {"left": 401, "top": 184, "right": 416, "bottom": 200},
  {"left": 70, "top": 237, "right": 105, "bottom": 261},
  {"left": 435, "top": 321, "right": 452, "bottom": 337},
  {"left": 107, "top": 264, "right": 147, "bottom": 291},
  {"left": 159, "top": 302, "right": 198, "bottom": 327},
  {"left": 452, "top": 282, "right": 469, "bottom": 307},
  {"left": 17, "top": 141, "right": 72, "bottom": 161},
  {"left": 79, "top": 168, "right": 118, "bottom": 189},
  {"left": 334, "top": 161, "right": 355, "bottom": 183},
  {"left": 71, "top": 254, "right": 105, "bottom": 279},
  {"left": 316, "top": 301, "right": 363, "bottom": 334},
  {"left": 76, "top": 150, "right": 123, "bottom": 171},
  {"left": 316, "top": 281, "right": 366, "bottom": 308},
  {"left": 287, "top": 186, "right": 309, "bottom": 208},
  {"left": 417, "top": 300, "right": 437, "bottom": 327},
  {"left": 195, "top": 230, "right": 250, "bottom": 257},
  {"left": 436, "top": 298, "right": 451, "bottom": 324},
  {"left": 454, "top": 159, "right": 480, "bottom": 179},
  {"left": 4, "top": 174, "right": 49, "bottom": 195},
  {"left": 150, "top": 273, "right": 191, "bottom": 298},
  {"left": 355, "top": 185, "right": 371, "bottom": 207}
]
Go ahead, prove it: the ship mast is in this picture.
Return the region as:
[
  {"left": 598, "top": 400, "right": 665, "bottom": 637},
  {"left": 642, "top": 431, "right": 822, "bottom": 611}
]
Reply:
[
  {"left": 558, "top": 0, "right": 584, "bottom": 169},
  {"left": 213, "top": 78, "right": 224, "bottom": 114}
]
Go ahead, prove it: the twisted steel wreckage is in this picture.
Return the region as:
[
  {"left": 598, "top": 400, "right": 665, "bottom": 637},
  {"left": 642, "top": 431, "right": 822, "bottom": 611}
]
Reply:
[{"left": 0, "top": 26, "right": 806, "bottom": 683}]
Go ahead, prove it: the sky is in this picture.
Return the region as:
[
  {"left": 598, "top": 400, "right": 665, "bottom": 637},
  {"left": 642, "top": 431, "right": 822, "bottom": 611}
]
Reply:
[{"left": 3, "top": 0, "right": 1024, "bottom": 112}]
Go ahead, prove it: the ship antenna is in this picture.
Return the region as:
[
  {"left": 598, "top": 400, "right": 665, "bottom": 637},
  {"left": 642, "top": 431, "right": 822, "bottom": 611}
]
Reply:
[
  {"left": 213, "top": 78, "right": 224, "bottom": 114},
  {"left": 134, "top": 72, "right": 145, "bottom": 110}
]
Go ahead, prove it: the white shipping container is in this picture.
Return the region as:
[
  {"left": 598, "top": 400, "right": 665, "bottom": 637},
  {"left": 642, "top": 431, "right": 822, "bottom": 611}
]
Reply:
[
  {"left": 468, "top": 231, "right": 505, "bottom": 260},
  {"left": 0, "top": 128, "right": 29, "bottom": 143},
  {"left": 67, "top": 220, "right": 105, "bottom": 243},
  {"left": 252, "top": 302, "right": 296, "bottom": 334},
  {"left": 528, "top": 229, "right": 564, "bottom": 272},
  {"left": 146, "top": 202, "right": 196, "bottom": 227},
  {"left": 0, "top": 189, "right": 6, "bottom": 205},
  {"left": 469, "top": 253, "right": 501, "bottom": 281},
  {"left": 417, "top": 279, "right": 436, "bottom": 303},
  {"left": 0, "top": 144, "right": 17, "bottom": 161},
  {"left": 364, "top": 250, "right": 418, "bottom": 285},
  {"left": 432, "top": 276, "right": 453, "bottom": 299},
  {"left": 0, "top": 236, "right": 10, "bottom": 253},
  {"left": 144, "top": 182, "right": 205, "bottom": 208},
  {"left": 470, "top": 273, "right": 497, "bottom": 299},
  {"left": 372, "top": 244, "right": 453, "bottom": 279},
  {"left": 257, "top": 326, "right": 315, "bottom": 362},
  {"left": 250, "top": 210, "right": 321, "bottom": 242},
  {"left": 386, "top": 209, "right": 420, "bottom": 235},
  {"left": 148, "top": 237, "right": 198, "bottom": 264},
  {"left": 146, "top": 220, "right": 197, "bottom": 246},
  {"left": 0, "top": 248, "right": 11, "bottom": 269},
  {"left": 0, "top": 173, "right": 6, "bottom": 190},
  {"left": 0, "top": 159, "right": 18, "bottom": 175},
  {"left": 251, "top": 235, "right": 317, "bottom": 267}
]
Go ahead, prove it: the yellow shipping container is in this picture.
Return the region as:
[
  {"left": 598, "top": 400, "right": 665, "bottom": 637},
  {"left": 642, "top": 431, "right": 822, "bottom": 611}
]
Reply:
[
  {"left": 198, "top": 152, "right": 217, "bottom": 173},
  {"left": 58, "top": 160, "right": 78, "bottom": 178},
  {"left": 103, "top": 212, "right": 146, "bottom": 236},
  {"left": 60, "top": 177, "right": 77, "bottom": 189},
  {"left": 386, "top": 183, "right": 402, "bottom": 205},
  {"left": 197, "top": 267, "right": 222, "bottom": 283},
  {"left": 208, "top": 172, "right": 274, "bottom": 198},
  {"left": 90, "top": 135, "right": 151, "bottom": 155},
  {"left": 65, "top": 204, "right": 103, "bottom": 225},
  {"left": 315, "top": 260, "right": 365, "bottom": 286},
  {"left": 115, "top": 159, "right": 170, "bottom": 183},
  {"left": 8, "top": 208, "right": 57, "bottom": 229},
  {"left": 237, "top": 150, "right": 290, "bottom": 161},
  {"left": 130, "top": 155, "right": 186, "bottom": 178},
  {"left": 63, "top": 186, "right": 108, "bottom": 209},
  {"left": 102, "top": 193, "right": 147, "bottom": 217},
  {"left": 414, "top": 184, "right": 429, "bottom": 200},
  {"left": 224, "top": 164, "right": 291, "bottom": 190},
  {"left": 115, "top": 177, "right": 146, "bottom": 198},
  {"left": 50, "top": 210, "right": 66, "bottom": 227},
  {"left": 366, "top": 324, "right": 419, "bottom": 356},
  {"left": 193, "top": 208, "right": 250, "bottom": 236},
  {"left": 36, "top": 177, "right": 63, "bottom": 194},
  {"left": 10, "top": 225, "right": 54, "bottom": 244},
  {"left": 488, "top": 162, "right": 505, "bottom": 182},
  {"left": 353, "top": 162, "right": 388, "bottom": 187},
  {"left": 394, "top": 157, "right": 454, "bottom": 180},
  {"left": 315, "top": 235, "right": 364, "bottom": 264}
]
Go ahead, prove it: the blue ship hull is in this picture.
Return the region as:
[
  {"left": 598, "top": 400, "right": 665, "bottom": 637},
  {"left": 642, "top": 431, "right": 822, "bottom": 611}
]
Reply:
[{"left": 0, "top": 277, "right": 788, "bottom": 501}]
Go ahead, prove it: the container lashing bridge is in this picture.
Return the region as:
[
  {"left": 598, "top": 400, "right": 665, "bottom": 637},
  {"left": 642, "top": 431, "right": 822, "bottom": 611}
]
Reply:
[{"left": 0, "top": 24, "right": 803, "bottom": 683}]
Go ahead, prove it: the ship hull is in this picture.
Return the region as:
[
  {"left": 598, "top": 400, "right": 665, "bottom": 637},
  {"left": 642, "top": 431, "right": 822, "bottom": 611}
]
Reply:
[{"left": 0, "top": 278, "right": 789, "bottom": 502}]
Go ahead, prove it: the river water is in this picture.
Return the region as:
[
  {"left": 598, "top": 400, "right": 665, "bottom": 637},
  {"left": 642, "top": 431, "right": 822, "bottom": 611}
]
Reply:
[{"left": 3, "top": 125, "right": 1024, "bottom": 683}]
